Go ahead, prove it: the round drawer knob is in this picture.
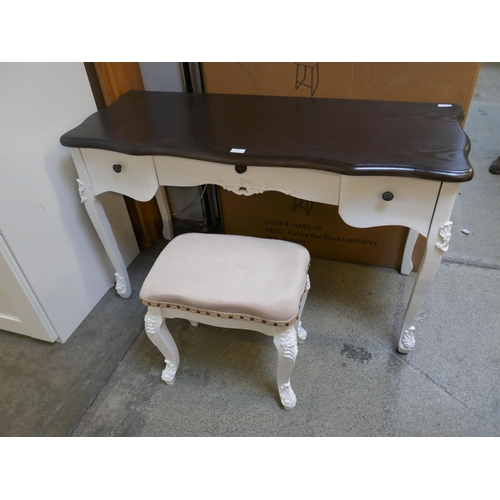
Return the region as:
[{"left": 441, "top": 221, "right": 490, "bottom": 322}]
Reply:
[
  {"left": 382, "top": 191, "right": 394, "bottom": 201},
  {"left": 113, "top": 164, "right": 122, "bottom": 173},
  {"left": 235, "top": 165, "right": 247, "bottom": 174}
]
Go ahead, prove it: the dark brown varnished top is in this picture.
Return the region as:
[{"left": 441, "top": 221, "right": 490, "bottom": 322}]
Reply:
[{"left": 60, "top": 91, "right": 473, "bottom": 182}]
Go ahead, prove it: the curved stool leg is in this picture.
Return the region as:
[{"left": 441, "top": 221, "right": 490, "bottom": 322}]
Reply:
[
  {"left": 145, "top": 307, "right": 180, "bottom": 385},
  {"left": 297, "top": 321, "right": 308, "bottom": 344},
  {"left": 273, "top": 325, "right": 298, "bottom": 410},
  {"left": 296, "top": 274, "right": 311, "bottom": 344}
]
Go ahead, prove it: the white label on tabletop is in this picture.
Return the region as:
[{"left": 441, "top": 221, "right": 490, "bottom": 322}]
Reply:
[
  {"left": 230, "top": 148, "right": 246, "bottom": 153},
  {"left": 438, "top": 104, "right": 452, "bottom": 107}
]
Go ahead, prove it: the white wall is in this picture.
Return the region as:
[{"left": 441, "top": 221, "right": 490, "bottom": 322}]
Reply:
[{"left": 0, "top": 63, "right": 138, "bottom": 342}]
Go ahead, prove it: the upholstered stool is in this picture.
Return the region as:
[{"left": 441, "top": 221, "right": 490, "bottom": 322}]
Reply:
[{"left": 140, "top": 233, "right": 311, "bottom": 410}]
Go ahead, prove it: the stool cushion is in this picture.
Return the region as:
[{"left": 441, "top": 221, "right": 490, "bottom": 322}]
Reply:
[{"left": 140, "top": 233, "right": 310, "bottom": 326}]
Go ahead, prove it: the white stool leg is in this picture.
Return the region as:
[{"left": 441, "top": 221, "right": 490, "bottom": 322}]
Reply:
[
  {"left": 273, "top": 326, "right": 298, "bottom": 410},
  {"left": 296, "top": 274, "right": 310, "bottom": 344},
  {"left": 145, "top": 307, "right": 180, "bottom": 385}
]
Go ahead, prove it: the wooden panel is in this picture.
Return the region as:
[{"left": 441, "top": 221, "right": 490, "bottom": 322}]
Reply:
[
  {"left": 84, "top": 62, "right": 106, "bottom": 110},
  {"left": 91, "top": 63, "right": 163, "bottom": 247},
  {"left": 124, "top": 196, "right": 163, "bottom": 248},
  {"left": 94, "top": 62, "right": 145, "bottom": 105}
]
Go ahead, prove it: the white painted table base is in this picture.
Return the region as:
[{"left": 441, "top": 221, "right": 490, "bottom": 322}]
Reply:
[{"left": 70, "top": 148, "right": 458, "bottom": 354}]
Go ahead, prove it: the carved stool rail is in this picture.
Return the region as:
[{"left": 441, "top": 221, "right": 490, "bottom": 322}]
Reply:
[{"left": 139, "top": 233, "right": 311, "bottom": 410}]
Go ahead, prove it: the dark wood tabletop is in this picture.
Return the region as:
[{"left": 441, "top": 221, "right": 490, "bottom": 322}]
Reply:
[{"left": 60, "top": 90, "right": 473, "bottom": 182}]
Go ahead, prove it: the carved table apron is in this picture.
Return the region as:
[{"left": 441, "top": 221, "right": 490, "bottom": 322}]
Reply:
[{"left": 61, "top": 91, "right": 473, "bottom": 353}]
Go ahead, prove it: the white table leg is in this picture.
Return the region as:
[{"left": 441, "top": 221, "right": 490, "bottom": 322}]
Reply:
[
  {"left": 400, "top": 228, "right": 419, "bottom": 275},
  {"left": 71, "top": 148, "right": 131, "bottom": 298},
  {"left": 155, "top": 186, "right": 174, "bottom": 241},
  {"left": 398, "top": 183, "right": 459, "bottom": 353},
  {"left": 80, "top": 184, "right": 132, "bottom": 298}
]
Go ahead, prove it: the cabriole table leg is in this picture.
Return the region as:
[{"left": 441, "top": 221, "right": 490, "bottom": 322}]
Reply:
[{"left": 398, "top": 183, "right": 459, "bottom": 353}]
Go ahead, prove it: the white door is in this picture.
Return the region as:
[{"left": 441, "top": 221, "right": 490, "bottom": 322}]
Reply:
[{"left": 0, "top": 232, "right": 58, "bottom": 342}]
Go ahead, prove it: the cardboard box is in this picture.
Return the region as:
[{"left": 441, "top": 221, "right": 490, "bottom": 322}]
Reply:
[
  {"left": 219, "top": 189, "right": 426, "bottom": 270},
  {"left": 202, "top": 62, "right": 480, "bottom": 118},
  {"left": 202, "top": 62, "right": 480, "bottom": 270}
]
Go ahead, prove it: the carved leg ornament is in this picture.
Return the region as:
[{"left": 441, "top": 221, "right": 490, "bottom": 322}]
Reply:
[
  {"left": 76, "top": 178, "right": 87, "bottom": 203},
  {"left": 398, "top": 325, "right": 416, "bottom": 354},
  {"left": 114, "top": 273, "right": 125, "bottom": 295},
  {"left": 161, "top": 360, "right": 177, "bottom": 385},
  {"left": 435, "top": 221, "right": 453, "bottom": 252},
  {"left": 297, "top": 321, "right": 308, "bottom": 343},
  {"left": 144, "top": 310, "right": 156, "bottom": 336},
  {"left": 274, "top": 326, "right": 298, "bottom": 410},
  {"left": 278, "top": 382, "right": 297, "bottom": 410},
  {"left": 281, "top": 327, "right": 298, "bottom": 362}
]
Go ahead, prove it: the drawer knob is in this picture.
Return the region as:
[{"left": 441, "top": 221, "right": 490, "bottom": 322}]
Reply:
[
  {"left": 113, "top": 164, "right": 122, "bottom": 173},
  {"left": 382, "top": 191, "right": 394, "bottom": 201},
  {"left": 235, "top": 165, "right": 247, "bottom": 174}
]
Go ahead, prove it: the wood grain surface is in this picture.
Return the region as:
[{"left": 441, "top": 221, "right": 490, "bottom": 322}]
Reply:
[{"left": 61, "top": 90, "right": 473, "bottom": 182}]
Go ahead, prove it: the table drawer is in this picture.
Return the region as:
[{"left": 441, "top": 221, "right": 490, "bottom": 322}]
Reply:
[
  {"left": 154, "top": 156, "right": 340, "bottom": 205},
  {"left": 339, "top": 176, "right": 441, "bottom": 236},
  {"left": 81, "top": 149, "right": 159, "bottom": 201}
]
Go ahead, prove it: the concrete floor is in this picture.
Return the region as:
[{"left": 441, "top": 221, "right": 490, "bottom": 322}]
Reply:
[{"left": 1, "top": 64, "right": 499, "bottom": 437}]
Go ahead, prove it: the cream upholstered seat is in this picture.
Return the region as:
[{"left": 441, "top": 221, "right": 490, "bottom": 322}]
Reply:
[{"left": 140, "top": 233, "right": 311, "bottom": 410}]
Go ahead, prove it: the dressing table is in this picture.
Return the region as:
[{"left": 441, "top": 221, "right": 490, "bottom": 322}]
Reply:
[{"left": 60, "top": 91, "right": 473, "bottom": 353}]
